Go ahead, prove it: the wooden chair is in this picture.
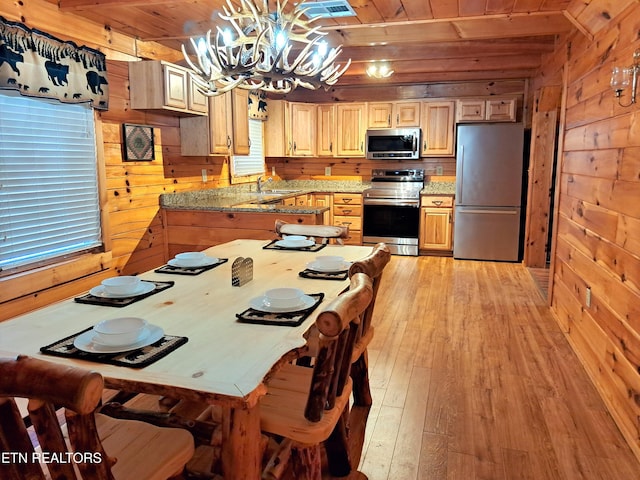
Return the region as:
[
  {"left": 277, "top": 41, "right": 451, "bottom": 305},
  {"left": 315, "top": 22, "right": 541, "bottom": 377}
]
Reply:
[
  {"left": 0, "top": 355, "right": 194, "bottom": 480},
  {"left": 260, "top": 272, "right": 373, "bottom": 480},
  {"left": 275, "top": 219, "right": 349, "bottom": 244},
  {"left": 348, "top": 243, "right": 392, "bottom": 407}
]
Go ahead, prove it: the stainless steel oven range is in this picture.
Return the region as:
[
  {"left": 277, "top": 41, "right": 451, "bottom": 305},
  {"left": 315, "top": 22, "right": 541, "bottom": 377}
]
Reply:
[{"left": 363, "top": 169, "right": 425, "bottom": 256}]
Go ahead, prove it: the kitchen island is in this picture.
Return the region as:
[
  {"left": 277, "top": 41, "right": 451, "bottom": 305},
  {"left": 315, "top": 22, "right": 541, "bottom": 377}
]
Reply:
[{"left": 160, "top": 180, "right": 370, "bottom": 258}]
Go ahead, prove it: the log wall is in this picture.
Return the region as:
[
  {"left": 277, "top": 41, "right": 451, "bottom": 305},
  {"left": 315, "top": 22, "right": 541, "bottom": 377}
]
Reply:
[{"left": 532, "top": 3, "right": 640, "bottom": 461}]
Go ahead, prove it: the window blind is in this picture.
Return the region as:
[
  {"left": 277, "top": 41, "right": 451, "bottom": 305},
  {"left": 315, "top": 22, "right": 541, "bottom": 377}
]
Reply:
[
  {"left": 230, "top": 119, "right": 265, "bottom": 178},
  {"left": 0, "top": 90, "right": 102, "bottom": 272}
]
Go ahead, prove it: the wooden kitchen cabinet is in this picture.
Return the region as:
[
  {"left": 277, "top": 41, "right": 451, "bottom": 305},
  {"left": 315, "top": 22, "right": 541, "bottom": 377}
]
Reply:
[
  {"left": 264, "top": 100, "right": 315, "bottom": 157},
  {"left": 332, "top": 193, "right": 362, "bottom": 244},
  {"left": 311, "top": 193, "right": 332, "bottom": 223},
  {"left": 317, "top": 104, "right": 336, "bottom": 157},
  {"left": 336, "top": 103, "right": 366, "bottom": 157},
  {"left": 129, "top": 60, "right": 208, "bottom": 115},
  {"left": 367, "top": 101, "right": 421, "bottom": 128},
  {"left": 456, "top": 98, "right": 516, "bottom": 122},
  {"left": 180, "top": 89, "right": 250, "bottom": 156},
  {"left": 420, "top": 195, "right": 453, "bottom": 252},
  {"left": 289, "top": 102, "right": 316, "bottom": 156},
  {"left": 421, "top": 100, "right": 455, "bottom": 156},
  {"left": 264, "top": 99, "right": 290, "bottom": 157}
]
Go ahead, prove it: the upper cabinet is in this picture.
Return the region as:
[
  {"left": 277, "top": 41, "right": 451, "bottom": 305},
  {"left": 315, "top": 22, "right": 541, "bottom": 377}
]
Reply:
[
  {"left": 264, "top": 100, "right": 315, "bottom": 157},
  {"left": 180, "top": 89, "right": 250, "bottom": 156},
  {"left": 336, "top": 103, "right": 366, "bottom": 157},
  {"left": 129, "top": 61, "right": 207, "bottom": 116},
  {"left": 289, "top": 102, "right": 316, "bottom": 156},
  {"left": 421, "top": 100, "right": 455, "bottom": 157},
  {"left": 456, "top": 98, "right": 516, "bottom": 123},
  {"left": 367, "top": 101, "right": 420, "bottom": 128},
  {"left": 317, "top": 104, "right": 336, "bottom": 157}
]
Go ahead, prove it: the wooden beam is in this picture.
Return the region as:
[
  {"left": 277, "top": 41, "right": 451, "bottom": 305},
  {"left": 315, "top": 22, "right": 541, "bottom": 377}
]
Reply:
[{"left": 58, "top": 0, "right": 179, "bottom": 10}]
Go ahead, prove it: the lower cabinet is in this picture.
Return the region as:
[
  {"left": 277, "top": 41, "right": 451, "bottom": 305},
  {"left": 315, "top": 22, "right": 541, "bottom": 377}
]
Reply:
[
  {"left": 420, "top": 195, "right": 454, "bottom": 252},
  {"left": 332, "top": 193, "right": 362, "bottom": 245}
]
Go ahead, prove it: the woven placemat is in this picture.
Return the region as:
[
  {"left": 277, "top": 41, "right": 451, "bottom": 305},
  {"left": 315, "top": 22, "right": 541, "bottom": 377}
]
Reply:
[
  {"left": 155, "top": 258, "right": 228, "bottom": 275},
  {"left": 74, "top": 281, "right": 174, "bottom": 308},
  {"left": 298, "top": 269, "right": 348, "bottom": 281},
  {"left": 263, "top": 239, "right": 327, "bottom": 252},
  {"left": 40, "top": 327, "right": 188, "bottom": 369},
  {"left": 236, "top": 293, "right": 324, "bottom": 327}
]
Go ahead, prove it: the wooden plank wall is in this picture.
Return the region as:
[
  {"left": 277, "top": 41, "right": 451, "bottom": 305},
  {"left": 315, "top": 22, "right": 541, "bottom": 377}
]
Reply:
[{"left": 532, "top": 2, "right": 640, "bottom": 461}]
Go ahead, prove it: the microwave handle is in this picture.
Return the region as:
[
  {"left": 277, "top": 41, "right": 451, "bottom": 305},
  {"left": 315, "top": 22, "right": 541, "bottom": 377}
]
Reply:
[{"left": 413, "top": 135, "right": 417, "bottom": 152}]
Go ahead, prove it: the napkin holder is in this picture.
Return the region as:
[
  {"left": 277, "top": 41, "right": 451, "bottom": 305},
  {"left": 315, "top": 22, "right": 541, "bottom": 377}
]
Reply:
[{"left": 232, "top": 257, "right": 253, "bottom": 286}]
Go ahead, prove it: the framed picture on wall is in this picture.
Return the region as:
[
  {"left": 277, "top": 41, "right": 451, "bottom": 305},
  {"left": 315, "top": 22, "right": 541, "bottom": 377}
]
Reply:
[{"left": 123, "top": 123, "right": 155, "bottom": 161}]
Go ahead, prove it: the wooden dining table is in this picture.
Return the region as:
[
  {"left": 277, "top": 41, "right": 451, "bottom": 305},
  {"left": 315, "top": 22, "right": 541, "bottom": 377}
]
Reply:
[{"left": 0, "top": 238, "right": 372, "bottom": 479}]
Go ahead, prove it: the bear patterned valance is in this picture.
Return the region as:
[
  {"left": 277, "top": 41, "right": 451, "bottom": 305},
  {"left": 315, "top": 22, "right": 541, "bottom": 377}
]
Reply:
[{"left": 0, "top": 16, "right": 108, "bottom": 110}]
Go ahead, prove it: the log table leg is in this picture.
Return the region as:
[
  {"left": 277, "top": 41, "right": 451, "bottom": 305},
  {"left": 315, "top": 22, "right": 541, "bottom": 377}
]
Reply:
[{"left": 221, "top": 405, "right": 262, "bottom": 479}]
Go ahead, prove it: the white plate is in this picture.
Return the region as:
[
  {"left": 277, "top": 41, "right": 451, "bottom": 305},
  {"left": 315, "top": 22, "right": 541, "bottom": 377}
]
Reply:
[
  {"left": 275, "top": 239, "right": 315, "bottom": 248},
  {"left": 74, "top": 324, "right": 164, "bottom": 353},
  {"left": 167, "top": 256, "right": 219, "bottom": 268},
  {"left": 306, "top": 260, "right": 351, "bottom": 273},
  {"left": 249, "top": 294, "right": 316, "bottom": 313},
  {"left": 89, "top": 281, "right": 155, "bottom": 299}
]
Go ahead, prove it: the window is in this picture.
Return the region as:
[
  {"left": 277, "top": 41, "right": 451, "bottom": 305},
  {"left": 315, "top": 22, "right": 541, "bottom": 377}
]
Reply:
[
  {"left": 230, "top": 118, "right": 265, "bottom": 180},
  {"left": 0, "top": 90, "right": 102, "bottom": 273}
]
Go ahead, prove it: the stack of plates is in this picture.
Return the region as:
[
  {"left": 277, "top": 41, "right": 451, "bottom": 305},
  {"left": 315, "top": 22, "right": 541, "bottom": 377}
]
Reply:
[{"left": 73, "top": 320, "right": 164, "bottom": 353}]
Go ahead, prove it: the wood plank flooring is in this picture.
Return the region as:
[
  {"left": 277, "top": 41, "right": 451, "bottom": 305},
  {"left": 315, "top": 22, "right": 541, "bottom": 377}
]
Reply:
[{"left": 356, "top": 256, "right": 639, "bottom": 480}]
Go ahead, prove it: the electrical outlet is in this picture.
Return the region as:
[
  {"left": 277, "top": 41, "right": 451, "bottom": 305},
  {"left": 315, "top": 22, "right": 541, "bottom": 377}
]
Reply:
[
  {"left": 436, "top": 165, "right": 444, "bottom": 175},
  {"left": 272, "top": 166, "right": 276, "bottom": 176},
  {"left": 325, "top": 166, "right": 332, "bottom": 176},
  {"left": 201, "top": 169, "right": 207, "bottom": 182},
  {"left": 585, "top": 287, "right": 591, "bottom": 307}
]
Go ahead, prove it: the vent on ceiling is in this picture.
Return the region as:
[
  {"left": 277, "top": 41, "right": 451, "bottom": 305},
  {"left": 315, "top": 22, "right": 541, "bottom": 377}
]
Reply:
[{"left": 299, "top": 0, "right": 357, "bottom": 19}]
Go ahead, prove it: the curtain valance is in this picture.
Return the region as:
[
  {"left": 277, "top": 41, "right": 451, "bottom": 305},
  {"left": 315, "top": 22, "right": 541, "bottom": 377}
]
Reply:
[{"left": 0, "top": 16, "right": 108, "bottom": 110}]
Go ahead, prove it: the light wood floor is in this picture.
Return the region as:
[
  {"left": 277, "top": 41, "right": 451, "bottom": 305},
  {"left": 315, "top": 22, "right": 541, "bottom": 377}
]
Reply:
[{"left": 356, "top": 256, "right": 640, "bottom": 480}]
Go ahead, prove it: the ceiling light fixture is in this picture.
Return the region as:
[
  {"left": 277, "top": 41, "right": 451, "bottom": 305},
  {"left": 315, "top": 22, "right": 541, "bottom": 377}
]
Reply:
[
  {"left": 611, "top": 49, "right": 640, "bottom": 107},
  {"left": 182, "top": 0, "right": 352, "bottom": 96},
  {"left": 366, "top": 62, "right": 394, "bottom": 79}
]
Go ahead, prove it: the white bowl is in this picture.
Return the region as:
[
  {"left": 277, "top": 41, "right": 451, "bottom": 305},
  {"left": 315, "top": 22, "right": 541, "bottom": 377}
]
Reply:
[
  {"left": 264, "top": 288, "right": 304, "bottom": 309},
  {"left": 281, "top": 235, "right": 308, "bottom": 247},
  {"left": 93, "top": 317, "right": 148, "bottom": 346},
  {"left": 175, "top": 251, "right": 207, "bottom": 266},
  {"left": 315, "top": 255, "right": 345, "bottom": 271},
  {"left": 101, "top": 276, "right": 141, "bottom": 296}
]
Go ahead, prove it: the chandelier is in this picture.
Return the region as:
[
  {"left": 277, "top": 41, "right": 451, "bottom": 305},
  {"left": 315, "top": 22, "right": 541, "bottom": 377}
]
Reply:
[{"left": 182, "top": 0, "right": 352, "bottom": 96}]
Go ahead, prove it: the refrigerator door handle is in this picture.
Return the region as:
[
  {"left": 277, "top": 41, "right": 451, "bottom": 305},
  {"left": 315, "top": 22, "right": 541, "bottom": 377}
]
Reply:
[
  {"left": 456, "top": 145, "right": 463, "bottom": 202},
  {"left": 458, "top": 208, "right": 519, "bottom": 215}
]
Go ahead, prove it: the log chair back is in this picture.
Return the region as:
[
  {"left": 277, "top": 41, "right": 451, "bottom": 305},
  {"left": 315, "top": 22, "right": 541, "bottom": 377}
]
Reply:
[
  {"left": 275, "top": 219, "right": 349, "bottom": 245},
  {"left": 0, "top": 355, "right": 111, "bottom": 480},
  {"left": 304, "top": 272, "right": 373, "bottom": 422}
]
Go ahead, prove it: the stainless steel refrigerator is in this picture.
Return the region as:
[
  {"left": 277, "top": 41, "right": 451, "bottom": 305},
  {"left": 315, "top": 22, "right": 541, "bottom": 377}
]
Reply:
[{"left": 453, "top": 123, "right": 524, "bottom": 261}]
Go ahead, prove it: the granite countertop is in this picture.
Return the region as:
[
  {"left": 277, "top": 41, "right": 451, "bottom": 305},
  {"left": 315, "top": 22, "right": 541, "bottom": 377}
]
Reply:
[
  {"left": 160, "top": 180, "right": 371, "bottom": 214},
  {"left": 421, "top": 181, "right": 456, "bottom": 195}
]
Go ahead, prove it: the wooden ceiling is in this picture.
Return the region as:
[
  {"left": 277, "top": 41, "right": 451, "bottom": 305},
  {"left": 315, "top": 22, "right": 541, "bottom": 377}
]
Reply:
[{"left": 53, "top": 0, "right": 591, "bottom": 93}]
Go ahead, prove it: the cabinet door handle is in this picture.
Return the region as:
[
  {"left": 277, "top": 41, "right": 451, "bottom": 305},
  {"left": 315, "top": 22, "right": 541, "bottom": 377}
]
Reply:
[
  {"left": 227, "top": 135, "right": 231, "bottom": 148},
  {"left": 293, "top": 141, "right": 297, "bottom": 152},
  {"left": 329, "top": 141, "right": 333, "bottom": 152},
  {"left": 248, "top": 137, "right": 251, "bottom": 148},
  {"left": 433, "top": 200, "right": 443, "bottom": 206},
  {"left": 396, "top": 113, "right": 399, "bottom": 124},
  {"left": 423, "top": 140, "right": 427, "bottom": 150},
  {"left": 342, "top": 198, "right": 352, "bottom": 203},
  {"left": 387, "top": 114, "right": 391, "bottom": 126},
  {"left": 449, "top": 212, "right": 452, "bottom": 223},
  {"left": 360, "top": 141, "right": 363, "bottom": 151},
  {"left": 342, "top": 209, "right": 352, "bottom": 215}
]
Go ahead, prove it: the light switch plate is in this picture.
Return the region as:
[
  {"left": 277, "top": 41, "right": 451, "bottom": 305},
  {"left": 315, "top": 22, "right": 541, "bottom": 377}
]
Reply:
[
  {"left": 436, "top": 165, "right": 443, "bottom": 175},
  {"left": 201, "top": 169, "right": 207, "bottom": 182},
  {"left": 325, "top": 166, "right": 332, "bottom": 176}
]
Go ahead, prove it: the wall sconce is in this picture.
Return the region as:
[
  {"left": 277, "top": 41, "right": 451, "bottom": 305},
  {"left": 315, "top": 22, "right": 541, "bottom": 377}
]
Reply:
[{"left": 611, "top": 49, "right": 640, "bottom": 107}]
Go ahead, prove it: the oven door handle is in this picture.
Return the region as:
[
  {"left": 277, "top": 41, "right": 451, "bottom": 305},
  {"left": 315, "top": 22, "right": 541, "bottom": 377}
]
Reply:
[{"left": 364, "top": 198, "right": 420, "bottom": 207}]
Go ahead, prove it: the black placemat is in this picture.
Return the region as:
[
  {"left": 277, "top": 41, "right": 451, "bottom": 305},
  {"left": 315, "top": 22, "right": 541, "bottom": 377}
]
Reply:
[
  {"left": 154, "top": 258, "right": 228, "bottom": 275},
  {"left": 263, "top": 239, "right": 327, "bottom": 252},
  {"left": 40, "top": 327, "right": 188, "bottom": 369},
  {"left": 74, "top": 281, "right": 174, "bottom": 308},
  {"left": 299, "top": 269, "right": 348, "bottom": 281},
  {"left": 236, "top": 293, "right": 324, "bottom": 327}
]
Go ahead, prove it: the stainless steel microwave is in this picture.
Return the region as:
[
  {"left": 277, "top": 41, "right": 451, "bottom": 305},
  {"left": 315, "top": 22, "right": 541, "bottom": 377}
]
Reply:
[{"left": 365, "top": 127, "right": 421, "bottom": 160}]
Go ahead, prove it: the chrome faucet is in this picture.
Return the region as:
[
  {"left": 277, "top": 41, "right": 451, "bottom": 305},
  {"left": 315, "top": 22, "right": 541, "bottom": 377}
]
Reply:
[{"left": 257, "top": 175, "right": 272, "bottom": 193}]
